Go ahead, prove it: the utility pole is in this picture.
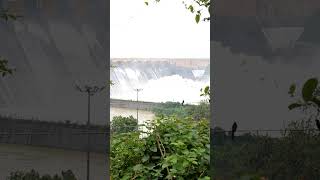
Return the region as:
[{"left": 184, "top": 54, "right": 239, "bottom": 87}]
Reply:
[
  {"left": 134, "top": 88, "right": 142, "bottom": 128},
  {"left": 75, "top": 84, "right": 105, "bottom": 180}
]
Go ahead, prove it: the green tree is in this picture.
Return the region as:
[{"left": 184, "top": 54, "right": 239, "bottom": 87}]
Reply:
[
  {"left": 186, "top": 101, "right": 210, "bottom": 121},
  {"left": 111, "top": 115, "right": 138, "bottom": 134}
]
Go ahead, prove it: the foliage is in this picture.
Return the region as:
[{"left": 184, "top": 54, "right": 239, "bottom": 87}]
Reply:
[
  {"left": 111, "top": 116, "right": 210, "bottom": 179},
  {"left": 0, "top": 58, "right": 15, "bottom": 77},
  {"left": 211, "top": 78, "right": 320, "bottom": 179},
  {"left": 7, "top": 169, "right": 77, "bottom": 180},
  {"left": 200, "top": 85, "right": 210, "bottom": 103},
  {"left": 152, "top": 101, "right": 210, "bottom": 121},
  {"left": 144, "top": 0, "right": 210, "bottom": 23},
  {"left": 0, "top": 9, "right": 19, "bottom": 77},
  {"left": 0, "top": 9, "right": 22, "bottom": 21},
  {"left": 111, "top": 115, "right": 138, "bottom": 134},
  {"left": 152, "top": 102, "right": 189, "bottom": 118},
  {"left": 212, "top": 122, "right": 320, "bottom": 180},
  {"left": 288, "top": 77, "right": 320, "bottom": 113},
  {"left": 186, "top": 102, "right": 210, "bottom": 121},
  {"left": 110, "top": 65, "right": 116, "bottom": 86}
]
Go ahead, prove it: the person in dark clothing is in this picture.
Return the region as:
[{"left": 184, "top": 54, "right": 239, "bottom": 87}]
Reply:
[
  {"left": 231, "top": 122, "right": 238, "bottom": 141},
  {"left": 181, "top": 100, "right": 184, "bottom": 106}
]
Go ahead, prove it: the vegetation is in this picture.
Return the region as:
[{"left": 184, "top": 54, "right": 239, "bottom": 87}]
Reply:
[
  {"left": 111, "top": 86, "right": 210, "bottom": 179},
  {"left": 7, "top": 169, "right": 77, "bottom": 180},
  {"left": 288, "top": 77, "right": 320, "bottom": 116},
  {"left": 211, "top": 78, "right": 320, "bottom": 179},
  {"left": 111, "top": 116, "right": 209, "bottom": 179},
  {"left": 0, "top": 9, "right": 19, "bottom": 77},
  {"left": 152, "top": 100, "right": 209, "bottom": 121},
  {"left": 111, "top": 115, "right": 138, "bottom": 134},
  {"left": 212, "top": 121, "right": 320, "bottom": 180},
  {"left": 144, "top": 0, "right": 210, "bottom": 23}
]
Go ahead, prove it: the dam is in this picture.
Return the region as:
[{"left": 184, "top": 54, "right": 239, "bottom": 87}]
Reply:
[
  {"left": 0, "top": 0, "right": 108, "bottom": 179},
  {"left": 0, "top": 0, "right": 108, "bottom": 125},
  {"left": 213, "top": 0, "right": 320, "bottom": 59},
  {"left": 110, "top": 58, "right": 210, "bottom": 104}
]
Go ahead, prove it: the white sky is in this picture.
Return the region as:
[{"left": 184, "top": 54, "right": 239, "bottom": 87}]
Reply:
[{"left": 110, "top": 0, "right": 210, "bottom": 59}]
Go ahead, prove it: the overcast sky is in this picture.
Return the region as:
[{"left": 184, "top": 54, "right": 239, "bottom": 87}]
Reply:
[{"left": 110, "top": 0, "right": 210, "bottom": 59}]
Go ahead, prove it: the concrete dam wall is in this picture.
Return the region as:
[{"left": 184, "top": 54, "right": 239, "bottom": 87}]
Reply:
[
  {"left": 213, "top": 0, "right": 320, "bottom": 60},
  {"left": 0, "top": 0, "right": 108, "bottom": 125},
  {"left": 0, "top": 117, "right": 108, "bottom": 153},
  {"left": 110, "top": 98, "right": 163, "bottom": 111}
]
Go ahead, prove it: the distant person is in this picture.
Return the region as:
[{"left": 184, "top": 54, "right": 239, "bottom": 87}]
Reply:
[
  {"left": 231, "top": 122, "right": 238, "bottom": 141},
  {"left": 181, "top": 100, "right": 184, "bottom": 106},
  {"left": 316, "top": 119, "right": 320, "bottom": 131}
]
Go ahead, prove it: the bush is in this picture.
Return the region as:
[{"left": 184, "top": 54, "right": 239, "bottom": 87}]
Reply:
[
  {"left": 7, "top": 169, "right": 77, "bottom": 180},
  {"left": 152, "top": 101, "right": 210, "bottom": 121},
  {"left": 152, "top": 102, "right": 189, "bottom": 118},
  {"left": 212, "top": 120, "right": 320, "bottom": 180},
  {"left": 111, "top": 115, "right": 138, "bottom": 134},
  {"left": 111, "top": 116, "right": 210, "bottom": 179}
]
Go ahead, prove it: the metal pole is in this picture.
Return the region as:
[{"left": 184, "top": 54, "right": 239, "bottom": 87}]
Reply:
[
  {"left": 87, "top": 92, "right": 91, "bottom": 180},
  {"left": 136, "top": 90, "right": 139, "bottom": 123},
  {"left": 74, "top": 84, "right": 105, "bottom": 180},
  {"left": 134, "top": 88, "right": 142, "bottom": 127}
]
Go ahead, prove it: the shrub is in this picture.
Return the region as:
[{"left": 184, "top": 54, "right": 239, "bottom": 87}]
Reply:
[
  {"left": 7, "top": 169, "right": 77, "bottom": 180},
  {"left": 111, "top": 116, "right": 210, "bottom": 179},
  {"left": 111, "top": 115, "right": 138, "bottom": 134}
]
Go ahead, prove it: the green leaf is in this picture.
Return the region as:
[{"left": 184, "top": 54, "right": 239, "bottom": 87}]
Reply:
[
  {"left": 288, "top": 103, "right": 303, "bottom": 110},
  {"left": 150, "top": 146, "right": 157, "bottom": 152},
  {"left": 188, "top": 5, "right": 194, "bottom": 13},
  {"left": 288, "top": 84, "right": 296, "bottom": 97},
  {"left": 195, "top": 14, "right": 200, "bottom": 23},
  {"left": 204, "top": 86, "right": 209, "bottom": 94},
  {"left": 133, "top": 164, "right": 144, "bottom": 172},
  {"left": 302, "top": 78, "right": 318, "bottom": 102},
  {"left": 142, "top": 155, "right": 149, "bottom": 162},
  {"left": 162, "top": 162, "right": 169, "bottom": 169}
]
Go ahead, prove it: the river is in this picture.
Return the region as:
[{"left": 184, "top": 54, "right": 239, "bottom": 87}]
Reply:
[{"left": 0, "top": 144, "right": 107, "bottom": 180}]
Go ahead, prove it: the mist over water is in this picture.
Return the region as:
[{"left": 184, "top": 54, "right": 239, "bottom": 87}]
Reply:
[{"left": 110, "top": 59, "right": 210, "bottom": 104}]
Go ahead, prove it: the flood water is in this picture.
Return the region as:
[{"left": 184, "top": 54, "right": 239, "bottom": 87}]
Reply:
[
  {"left": 0, "top": 108, "right": 153, "bottom": 179},
  {"left": 0, "top": 144, "right": 107, "bottom": 180}
]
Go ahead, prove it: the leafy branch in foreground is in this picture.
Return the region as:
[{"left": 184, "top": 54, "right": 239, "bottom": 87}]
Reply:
[
  {"left": 144, "top": 0, "right": 210, "bottom": 23},
  {"left": 0, "top": 58, "right": 15, "bottom": 77},
  {"left": 111, "top": 116, "right": 209, "bottom": 179},
  {"left": 0, "top": 9, "right": 22, "bottom": 21},
  {"left": 200, "top": 85, "right": 210, "bottom": 102},
  {"left": 0, "top": 9, "right": 20, "bottom": 77},
  {"left": 288, "top": 78, "right": 320, "bottom": 115}
]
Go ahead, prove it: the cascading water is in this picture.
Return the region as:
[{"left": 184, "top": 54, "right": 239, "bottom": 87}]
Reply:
[
  {"left": 110, "top": 59, "right": 210, "bottom": 104},
  {"left": 0, "top": 0, "right": 107, "bottom": 125}
]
